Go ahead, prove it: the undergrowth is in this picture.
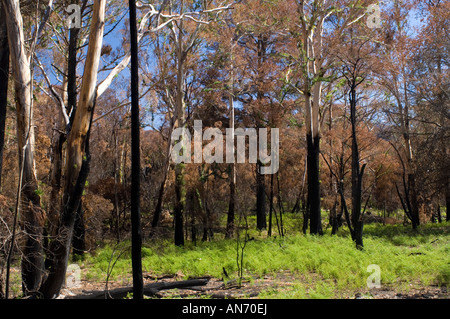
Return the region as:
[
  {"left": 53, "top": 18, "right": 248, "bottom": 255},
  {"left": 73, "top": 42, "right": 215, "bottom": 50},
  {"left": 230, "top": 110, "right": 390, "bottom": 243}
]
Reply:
[{"left": 82, "top": 220, "right": 450, "bottom": 298}]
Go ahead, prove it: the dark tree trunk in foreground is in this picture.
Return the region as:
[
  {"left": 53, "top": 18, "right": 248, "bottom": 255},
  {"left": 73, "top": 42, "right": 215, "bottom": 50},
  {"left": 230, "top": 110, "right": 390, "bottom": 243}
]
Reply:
[{"left": 129, "top": 0, "right": 144, "bottom": 299}]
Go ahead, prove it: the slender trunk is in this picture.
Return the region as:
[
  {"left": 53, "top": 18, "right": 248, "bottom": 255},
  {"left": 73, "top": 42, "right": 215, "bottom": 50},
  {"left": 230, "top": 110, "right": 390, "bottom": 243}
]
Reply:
[
  {"left": 333, "top": 151, "right": 346, "bottom": 235},
  {"left": 188, "top": 191, "right": 196, "bottom": 244},
  {"left": 330, "top": 201, "right": 338, "bottom": 235},
  {"left": 307, "top": 131, "right": 322, "bottom": 235},
  {"left": 256, "top": 160, "right": 267, "bottom": 230},
  {"left": 255, "top": 34, "right": 267, "bottom": 231},
  {"left": 47, "top": 123, "right": 65, "bottom": 237},
  {"left": 151, "top": 130, "right": 173, "bottom": 229},
  {"left": 226, "top": 173, "right": 236, "bottom": 238},
  {"left": 292, "top": 157, "right": 307, "bottom": 215},
  {"left": 112, "top": 129, "right": 121, "bottom": 239},
  {"left": 194, "top": 187, "right": 206, "bottom": 242},
  {"left": 151, "top": 177, "right": 166, "bottom": 228},
  {"left": 3, "top": 0, "right": 44, "bottom": 294},
  {"left": 276, "top": 173, "right": 284, "bottom": 237},
  {"left": 129, "top": 0, "right": 143, "bottom": 299},
  {"left": 268, "top": 173, "right": 274, "bottom": 236},
  {"left": 67, "top": 27, "right": 80, "bottom": 125},
  {"left": 402, "top": 55, "right": 420, "bottom": 229},
  {"left": 0, "top": 7, "right": 9, "bottom": 189},
  {"left": 350, "top": 85, "right": 364, "bottom": 249},
  {"left": 339, "top": 180, "right": 353, "bottom": 237},
  {"left": 225, "top": 47, "right": 235, "bottom": 239},
  {"left": 305, "top": 80, "right": 322, "bottom": 235},
  {"left": 173, "top": 15, "right": 187, "bottom": 246},
  {"left": 408, "top": 172, "right": 420, "bottom": 228},
  {"left": 174, "top": 163, "right": 185, "bottom": 246}
]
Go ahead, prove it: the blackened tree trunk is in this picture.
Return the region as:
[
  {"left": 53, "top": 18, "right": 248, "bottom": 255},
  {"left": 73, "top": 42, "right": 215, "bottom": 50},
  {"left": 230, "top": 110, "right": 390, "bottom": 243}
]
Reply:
[
  {"left": 225, "top": 51, "right": 235, "bottom": 239},
  {"left": 129, "top": 0, "right": 143, "bottom": 299},
  {"left": 72, "top": 200, "right": 85, "bottom": 260},
  {"left": 47, "top": 0, "right": 84, "bottom": 240},
  {"left": 268, "top": 173, "right": 274, "bottom": 236},
  {"left": 174, "top": 163, "right": 185, "bottom": 246},
  {"left": 256, "top": 161, "right": 267, "bottom": 230},
  {"left": 40, "top": 135, "right": 91, "bottom": 298},
  {"left": 255, "top": 34, "right": 267, "bottom": 231},
  {"left": 407, "top": 172, "right": 420, "bottom": 228},
  {"left": 151, "top": 179, "right": 166, "bottom": 228},
  {"left": 150, "top": 130, "right": 173, "bottom": 230},
  {"left": 226, "top": 178, "right": 236, "bottom": 237},
  {"left": 0, "top": 6, "right": 9, "bottom": 189},
  {"left": 349, "top": 84, "right": 365, "bottom": 249},
  {"left": 307, "top": 133, "right": 322, "bottom": 234}
]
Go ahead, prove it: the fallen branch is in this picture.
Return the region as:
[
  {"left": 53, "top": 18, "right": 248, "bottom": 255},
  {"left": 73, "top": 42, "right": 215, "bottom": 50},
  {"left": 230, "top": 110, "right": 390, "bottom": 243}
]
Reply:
[{"left": 65, "top": 278, "right": 210, "bottom": 299}]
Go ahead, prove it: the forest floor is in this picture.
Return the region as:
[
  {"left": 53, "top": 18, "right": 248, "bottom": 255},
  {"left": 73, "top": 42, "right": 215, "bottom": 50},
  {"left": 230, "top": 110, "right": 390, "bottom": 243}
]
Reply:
[
  {"left": 61, "top": 220, "right": 450, "bottom": 299},
  {"left": 58, "top": 269, "right": 449, "bottom": 299},
  {"left": 5, "top": 220, "right": 450, "bottom": 299}
]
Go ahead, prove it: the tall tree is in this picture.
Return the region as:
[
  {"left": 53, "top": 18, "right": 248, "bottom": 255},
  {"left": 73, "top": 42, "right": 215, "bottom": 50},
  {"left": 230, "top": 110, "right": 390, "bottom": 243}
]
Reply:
[
  {"left": 289, "top": 0, "right": 372, "bottom": 234},
  {"left": 129, "top": 0, "right": 144, "bottom": 299},
  {"left": 342, "top": 50, "right": 368, "bottom": 249},
  {"left": 40, "top": 0, "right": 107, "bottom": 298},
  {"left": 1, "top": 0, "right": 53, "bottom": 295}
]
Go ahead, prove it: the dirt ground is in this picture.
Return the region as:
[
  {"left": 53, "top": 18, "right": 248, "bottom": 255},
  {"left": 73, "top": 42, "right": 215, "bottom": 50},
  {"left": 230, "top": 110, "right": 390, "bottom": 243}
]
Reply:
[{"left": 58, "top": 270, "right": 449, "bottom": 299}]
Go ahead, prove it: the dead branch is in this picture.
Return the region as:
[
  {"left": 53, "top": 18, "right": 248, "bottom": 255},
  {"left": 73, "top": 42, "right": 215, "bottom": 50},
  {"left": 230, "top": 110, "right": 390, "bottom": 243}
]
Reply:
[{"left": 65, "top": 278, "right": 210, "bottom": 299}]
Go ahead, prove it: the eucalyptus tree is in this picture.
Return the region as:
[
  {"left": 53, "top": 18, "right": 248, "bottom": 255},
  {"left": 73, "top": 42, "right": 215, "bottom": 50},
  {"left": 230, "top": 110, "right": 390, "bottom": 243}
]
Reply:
[
  {"left": 2, "top": 0, "right": 54, "bottom": 296},
  {"left": 286, "top": 0, "right": 375, "bottom": 234}
]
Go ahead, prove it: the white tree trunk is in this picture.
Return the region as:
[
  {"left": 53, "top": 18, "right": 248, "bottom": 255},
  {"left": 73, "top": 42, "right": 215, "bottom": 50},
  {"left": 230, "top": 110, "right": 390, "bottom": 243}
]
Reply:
[{"left": 2, "top": 0, "right": 45, "bottom": 294}]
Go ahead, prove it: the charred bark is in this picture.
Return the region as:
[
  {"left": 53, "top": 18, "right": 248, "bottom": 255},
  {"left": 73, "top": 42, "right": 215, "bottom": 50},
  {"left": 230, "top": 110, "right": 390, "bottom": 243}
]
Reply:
[
  {"left": 129, "top": 0, "right": 144, "bottom": 299},
  {"left": 256, "top": 161, "right": 267, "bottom": 230},
  {"left": 72, "top": 200, "right": 85, "bottom": 260},
  {"left": 307, "top": 133, "right": 322, "bottom": 235},
  {"left": 174, "top": 163, "right": 185, "bottom": 246},
  {"left": 349, "top": 85, "right": 365, "bottom": 249},
  {"left": 40, "top": 137, "right": 91, "bottom": 298}
]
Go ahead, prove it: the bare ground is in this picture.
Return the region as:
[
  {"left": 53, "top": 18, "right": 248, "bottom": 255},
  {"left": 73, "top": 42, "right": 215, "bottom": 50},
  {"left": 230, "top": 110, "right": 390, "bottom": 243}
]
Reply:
[{"left": 58, "top": 270, "right": 449, "bottom": 299}]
